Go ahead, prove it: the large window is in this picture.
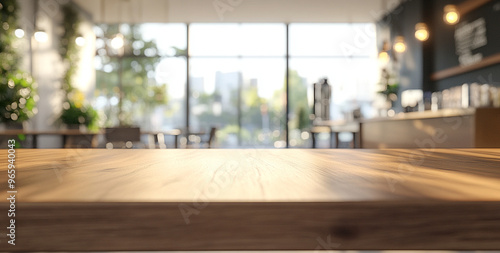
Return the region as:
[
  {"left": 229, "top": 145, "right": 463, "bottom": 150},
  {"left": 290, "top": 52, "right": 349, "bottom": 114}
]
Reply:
[
  {"left": 94, "top": 23, "right": 187, "bottom": 131},
  {"left": 94, "top": 23, "right": 378, "bottom": 148},
  {"left": 189, "top": 24, "right": 286, "bottom": 148},
  {"left": 288, "top": 24, "right": 379, "bottom": 147}
]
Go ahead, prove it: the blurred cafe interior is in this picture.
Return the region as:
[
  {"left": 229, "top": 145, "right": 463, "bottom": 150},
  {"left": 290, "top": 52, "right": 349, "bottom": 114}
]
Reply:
[
  {"left": 3, "top": 0, "right": 500, "bottom": 252},
  {"left": 1, "top": 0, "right": 500, "bottom": 149}
]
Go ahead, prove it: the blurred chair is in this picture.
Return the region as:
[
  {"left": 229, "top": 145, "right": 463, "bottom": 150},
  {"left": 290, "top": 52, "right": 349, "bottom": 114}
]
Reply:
[
  {"left": 105, "top": 127, "right": 143, "bottom": 149},
  {"left": 64, "top": 134, "right": 98, "bottom": 148},
  {"left": 147, "top": 132, "right": 168, "bottom": 149},
  {"left": 310, "top": 126, "right": 333, "bottom": 148},
  {"left": 186, "top": 127, "right": 217, "bottom": 148}
]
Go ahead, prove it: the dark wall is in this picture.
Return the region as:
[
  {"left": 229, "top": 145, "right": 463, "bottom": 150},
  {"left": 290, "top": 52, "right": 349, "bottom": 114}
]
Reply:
[
  {"left": 393, "top": 0, "right": 424, "bottom": 92},
  {"left": 432, "top": 0, "right": 500, "bottom": 90},
  {"left": 379, "top": 0, "right": 500, "bottom": 96},
  {"left": 378, "top": 0, "right": 424, "bottom": 109}
]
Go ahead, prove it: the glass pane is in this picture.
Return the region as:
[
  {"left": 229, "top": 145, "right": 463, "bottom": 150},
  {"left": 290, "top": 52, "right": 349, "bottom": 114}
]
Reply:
[
  {"left": 240, "top": 58, "right": 286, "bottom": 147},
  {"left": 95, "top": 23, "right": 187, "bottom": 138},
  {"left": 189, "top": 58, "right": 240, "bottom": 147},
  {"left": 153, "top": 57, "right": 187, "bottom": 130},
  {"left": 288, "top": 57, "right": 379, "bottom": 147},
  {"left": 289, "top": 23, "right": 377, "bottom": 57},
  {"left": 189, "top": 23, "right": 286, "bottom": 56},
  {"left": 238, "top": 24, "right": 286, "bottom": 56},
  {"left": 189, "top": 57, "right": 285, "bottom": 148},
  {"left": 189, "top": 24, "right": 240, "bottom": 56},
  {"left": 140, "top": 23, "right": 187, "bottom": 56}
]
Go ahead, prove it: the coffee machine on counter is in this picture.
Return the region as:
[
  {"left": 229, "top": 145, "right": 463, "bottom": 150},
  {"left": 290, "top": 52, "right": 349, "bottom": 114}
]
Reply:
[{"left": 312, "top": 78, "right": 331, "bottom": 121}]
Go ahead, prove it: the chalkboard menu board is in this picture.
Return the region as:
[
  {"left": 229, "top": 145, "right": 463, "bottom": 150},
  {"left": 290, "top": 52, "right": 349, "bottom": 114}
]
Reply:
[
  {"left": 455, "top": 17, "right": 487, "bottom": 66},
  {"left": 433, "top": 0, "right": 500, "bottom": 90}
]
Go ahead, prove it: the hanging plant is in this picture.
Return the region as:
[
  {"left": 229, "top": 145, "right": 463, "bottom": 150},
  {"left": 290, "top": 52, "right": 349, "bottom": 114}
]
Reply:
[
  {"left": 58, "top": 4, "right": 98, "bottom": 130},
  {"left": 59, "top": 4, "right": 79, "bottom": 92}
]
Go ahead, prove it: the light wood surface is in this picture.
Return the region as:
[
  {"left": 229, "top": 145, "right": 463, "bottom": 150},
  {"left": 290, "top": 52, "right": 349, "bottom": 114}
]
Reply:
[
  {"left": 1, "top": 149, "right": 500, "bottom": 251},
  {"left": 361, "top": 108, "right": 500, "bottom": 148},
  {"left": 475, "top": 107, "right": 500, "bottom": 147}
]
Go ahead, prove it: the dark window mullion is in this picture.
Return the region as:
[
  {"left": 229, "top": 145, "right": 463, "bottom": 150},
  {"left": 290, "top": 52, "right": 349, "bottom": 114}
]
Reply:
[{"left": 286, "top": 23, "right": 290, "bottom": 148}]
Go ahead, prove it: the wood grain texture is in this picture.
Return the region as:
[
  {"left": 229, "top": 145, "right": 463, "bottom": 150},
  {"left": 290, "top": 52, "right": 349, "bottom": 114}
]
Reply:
[
  {"left": 0, "top": 149, "right": 500, "bottom": 251},
  {"left": 361, "top": 115, "right": 475, "bottom": 148},
  {"left": 361, "top": 108, "right": 500, "bottom": 148},
  {"left": 458, "top": 0, "right": 492, "bottom": 16},
  {"left": 475, "top": 107, "right": 500, "bottom": 148}
]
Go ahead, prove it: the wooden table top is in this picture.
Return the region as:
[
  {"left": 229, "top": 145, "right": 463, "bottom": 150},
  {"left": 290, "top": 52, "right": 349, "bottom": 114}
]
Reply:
[{"left": 1, "top": 149, "right": 499, "bottom": 251}]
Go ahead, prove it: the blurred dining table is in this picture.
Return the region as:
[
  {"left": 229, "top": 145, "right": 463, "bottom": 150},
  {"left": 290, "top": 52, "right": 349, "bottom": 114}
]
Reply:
[
  {"left": 311, "top": 119, "right": 360, "bottom": 148},
  {"left": 142, "top": 129, "right": 182, "bottom": 148},
  {"left": 0, "top": 128, "right": 182, "bottom": 148},
  {"left": 0, "top": 129, "right": 101, "bottom": 148}
]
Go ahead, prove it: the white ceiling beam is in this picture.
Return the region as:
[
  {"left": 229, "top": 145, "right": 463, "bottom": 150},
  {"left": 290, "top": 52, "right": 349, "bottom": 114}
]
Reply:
[{"left": 73, "top": 0, "right": 392, "bottom": 23}]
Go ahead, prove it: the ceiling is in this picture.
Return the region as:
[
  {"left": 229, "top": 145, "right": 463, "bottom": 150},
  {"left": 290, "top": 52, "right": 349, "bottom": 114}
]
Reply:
[{"left": 73, "top": 0, "right": 403, "bottom": 23}]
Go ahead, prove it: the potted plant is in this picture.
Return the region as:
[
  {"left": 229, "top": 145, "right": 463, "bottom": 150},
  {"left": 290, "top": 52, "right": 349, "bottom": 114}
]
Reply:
[
  {"left": 0, "top": 71, "right": 38, "bottom": 129},
  {"left": 59, "top": 90, "right": 98, "bottom": 131},
  {"left": 378, "top": 68, "right": 399, "bottom": 108}
]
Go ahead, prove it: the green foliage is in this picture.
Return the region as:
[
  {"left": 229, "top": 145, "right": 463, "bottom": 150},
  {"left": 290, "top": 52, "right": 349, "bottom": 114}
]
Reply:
[
  {"left": 95, "top": 24, "right": 168, "bottom": 126},
  {"left": 60, "top": 4, "right": 80, "bottom": 92},
  {"left": 288, "top": 69, "right": 311, "bottom": 130},
  {"left": 242, "top": 85, "right": 263, "bottom": 107},
  {"left": 60, "top": 100, "right": 98, "bottom": 130},
  {"left": 58, "top": 4, "right": 99, "bottom": 129},
  {"left": 216, "top": 124, "right": 251, "bottom": 145},
  {"left": 0, "top": 72, "right": 38, "bottom": 124},
  {"left": 378, "top": 68, "right": 399, "bottom": 97},
  {"left": 0, "top": 1, "right": 38, "bottom": 124},
  {"left": 0, "top": 0, "right": 20, "bottom": 76},
  {"left": 379, "top": 83, "right": 399, "bottom": 97},
  {"left": 297, "top": 106, "right": 309, "bottom": 130},
  {"left": 172, "top": 46, "right": 187, "bottom": 57}
]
